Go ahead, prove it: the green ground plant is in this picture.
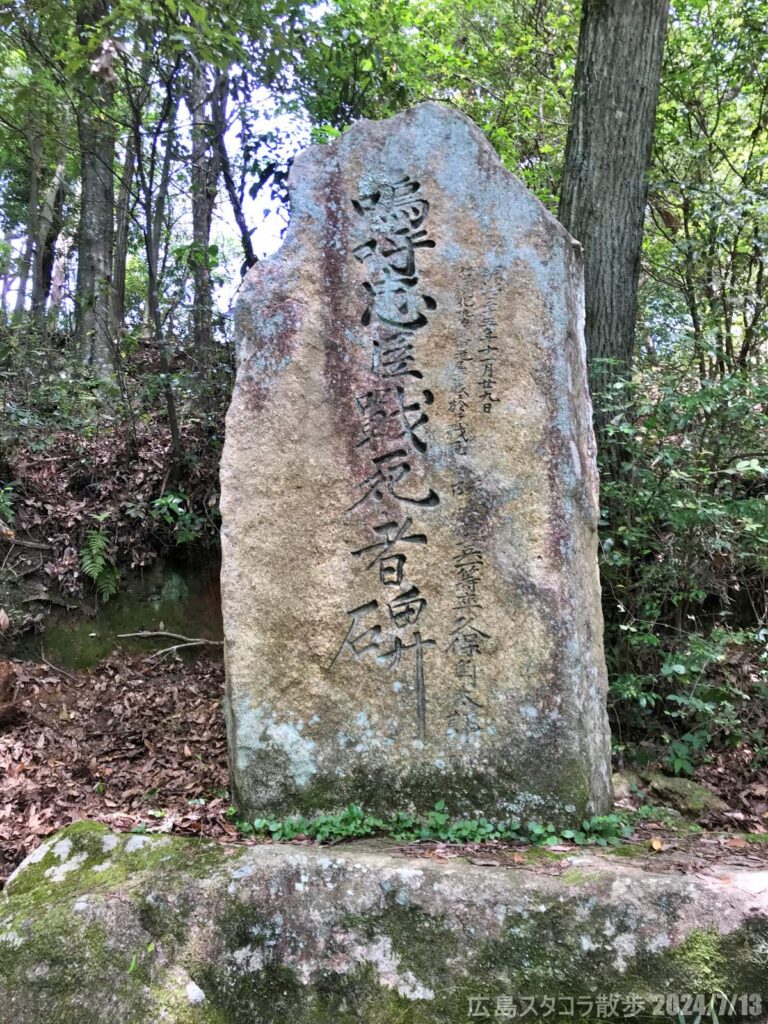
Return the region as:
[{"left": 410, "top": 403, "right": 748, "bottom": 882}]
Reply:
[
  {"left": 80, "top": 513, "right": 120, "bottom": 602},
  {"left": 0, "top": 482, "right": 15, "bottom": 524},
  {"left": 229, "top": 801, "right": 635, "bottom": 848}
]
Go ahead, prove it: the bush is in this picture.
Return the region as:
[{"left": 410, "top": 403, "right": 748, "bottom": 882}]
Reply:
[{"left": 599, "top": 353, "right": 768, "bottom": 772}]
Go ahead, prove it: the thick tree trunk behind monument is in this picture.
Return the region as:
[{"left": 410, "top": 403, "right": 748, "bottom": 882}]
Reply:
[{"left": 559, "top": 0, "right": 669, "bottom": 425}]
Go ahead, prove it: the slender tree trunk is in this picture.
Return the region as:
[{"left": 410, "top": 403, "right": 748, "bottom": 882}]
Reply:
[
  {"left": 211, "top": 98, "right": 258, "bottom": 273},
  {"left": 75, "top": 0, "right": 115, "bottom": 374},
  {"left": 48, "top": 236, "right": 71, "bottom": 314},
  {"left": 76, "top": 112, "right": 115, "bottom": 371},
  {"left": 1, "top": 235, "right": 13, "bottom": 323},
  {"left": 31, "top": 160, "right": 66, "bottom": 327},
  {"left": 130, "top": 80, "right": 182, "bottom": 472},
  {"left": 559, "top": 0, "right": 670, "bottom": 425},
  {"left": 13, "top": 128, "right": 43, "bottom": 318},
  {"left": 150, "top": 116, "right": 181, "bottom": 470},
  {"left": 138, "top": 106, "right": 175, "bottom": 336},
  {"left": 187, "top": 66, "right": 224, "bottom": 368},
  {"left": 40, "top": 175, "right": 65, "bottom": 310},
  {"left": 110, "top": 136, "right": 134, "bottom": 341},
  {"left": 108, "top": 137, "right": 139, "bottom": 456},
  {"left": 146, "top": 226, "right": 181, "bottom": 477}
]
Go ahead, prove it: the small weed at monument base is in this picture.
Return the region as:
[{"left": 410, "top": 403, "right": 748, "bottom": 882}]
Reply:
[{"left": 228, "top": 801, "right": 636, "bottom": 848}]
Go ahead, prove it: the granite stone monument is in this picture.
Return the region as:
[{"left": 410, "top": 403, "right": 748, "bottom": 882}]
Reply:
[{"left": 220, "top": 102, "right": 612, "bottom": 821}]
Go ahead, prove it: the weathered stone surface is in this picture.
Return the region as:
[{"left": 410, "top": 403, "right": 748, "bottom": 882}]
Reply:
[
  {"left": 220, "top": 102, "right": 611, "bottom": 820},
  {"left": 642, "top": 771, "right": 729, "bottom": 817},
  {"left": 2, "top": 824, "right": 767, "bottom": 1024},
  {"left": 612, "top": 770, "right": 644, "bottom": 805}
]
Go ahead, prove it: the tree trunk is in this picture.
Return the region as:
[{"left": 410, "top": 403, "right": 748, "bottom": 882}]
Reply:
[
  {"left": 75, "top": 0, "right": 115, "bottom": 374},
  {"left": 211, "top": 97, "right": 258, "bottom": 274},
  {"left": 1, "top": 235, "right": 13, "bottom": 322},
  {"left": 76, "top": 112, "right": 115, "bottom": 372},
  {"left": 31, "top": 160, "right": 66, "bottom": 327},
  {"left": 130, "top": 80, "right": 182, "bottom": 473},
  {"left": 13, "top": 127, "right": 43, "bottom": 318},
  {"left": 559, "top": 0, "right": 670, "bottom": 422},
  {"left": 187, "top": 66, "right": 225, "bottom": 368},
  {"left": 48, "top": 237, "right": 70, "bottom": 314},
  {"left": 110, "top": 136, "right": 134, "bottom": 341}
]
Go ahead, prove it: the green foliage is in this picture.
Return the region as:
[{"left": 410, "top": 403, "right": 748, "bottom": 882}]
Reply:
[
  {"left": 0, "top": 331, "right": 110, "bottom": 448},
  {"left": 600, "top": 355, "right": 768, "bottom": 771},
  {"left": 229, "top": 801, "right": 635, "bottom": 848},
  {"left": 150, "top": 493, "right": 205, "bottom": 544},
  {"left": 632, "top": 801, "right": 688, "bottom": 830},
  {"left": 80, "top": 514, "right": 120, "bottom": 603},
  {"left": 298, "top": 0, "right": 577, "bottom": 207},
  {"left": 647, "top": 0, "right": 768, "bottom": 376},
  {"left": 0, "top": 483, "right": 15, "bottom": 525},
  {"left": 0, "top": 325, "right": 226, "bottom": 607}
]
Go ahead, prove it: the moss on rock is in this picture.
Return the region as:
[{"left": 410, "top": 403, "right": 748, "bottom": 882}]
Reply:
[
  {"left": 2, "top": 822, "right": 767, "bottom": 1023},
  {"left": 640, "top": 771, "right": 728, "bottom": 817}
]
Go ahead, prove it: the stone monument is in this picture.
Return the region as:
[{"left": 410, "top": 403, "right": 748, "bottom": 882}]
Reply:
[{"left": 220, "top": 102, "right": 612, "bottom": 821}]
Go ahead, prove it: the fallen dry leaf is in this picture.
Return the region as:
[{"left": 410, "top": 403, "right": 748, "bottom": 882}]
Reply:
[{"left": 0, "top": 652, "right": 228, "bottom": 876}]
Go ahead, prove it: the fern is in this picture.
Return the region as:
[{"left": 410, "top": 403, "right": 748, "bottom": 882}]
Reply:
[
  {"left": 81, "top": 528, "right": 108, "bottom": 577},
  {"left": 80, "top": 527, "right": 120, "bottom": 602},
  {"left": 95, "top": 562, "right": 120, "bottom": 601}
]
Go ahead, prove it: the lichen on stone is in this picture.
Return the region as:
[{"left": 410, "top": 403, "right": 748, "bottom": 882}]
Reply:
[{"left": 2, "top": 823, "right": 767, "bottom": 1023}]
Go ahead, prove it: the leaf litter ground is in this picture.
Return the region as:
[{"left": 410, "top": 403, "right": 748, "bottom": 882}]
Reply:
[{"left": 1, "top": 650, "right": 767, "bottom": 885}]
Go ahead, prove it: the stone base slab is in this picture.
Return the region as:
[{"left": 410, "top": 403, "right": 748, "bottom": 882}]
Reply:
[{"left": 1, "top": 822, "right": 767, "bottom": 1023}]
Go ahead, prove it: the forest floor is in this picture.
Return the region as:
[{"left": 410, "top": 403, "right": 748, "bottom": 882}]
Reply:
[
  {"left": 1, "top": 649, "right": 768, "bottom": 885},
  {"left": 0, "top": 651, "right": 232, "bottom": 880}
]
